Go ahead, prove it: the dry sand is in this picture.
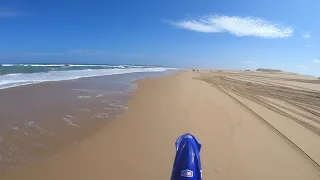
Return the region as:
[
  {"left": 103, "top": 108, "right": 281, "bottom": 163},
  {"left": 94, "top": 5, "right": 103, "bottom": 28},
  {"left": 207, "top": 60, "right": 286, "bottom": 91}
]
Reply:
[{"left": 1, "top": 70, "right": 320, "bottom": 180}]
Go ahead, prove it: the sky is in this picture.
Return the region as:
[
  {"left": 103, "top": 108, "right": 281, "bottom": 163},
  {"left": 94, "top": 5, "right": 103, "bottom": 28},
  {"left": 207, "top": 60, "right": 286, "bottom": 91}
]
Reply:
[{"left": 1, "top": 0, "right": 320, "bottom": 76}]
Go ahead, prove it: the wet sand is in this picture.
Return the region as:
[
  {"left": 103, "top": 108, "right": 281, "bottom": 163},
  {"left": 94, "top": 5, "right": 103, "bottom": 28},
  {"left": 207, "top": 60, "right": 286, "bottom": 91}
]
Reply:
[
  {"left": 0, "top": 71, "right": 168, "bottom": 169},
  {"left": 1, "top": 70, "right": 320, "bottom": 179}
]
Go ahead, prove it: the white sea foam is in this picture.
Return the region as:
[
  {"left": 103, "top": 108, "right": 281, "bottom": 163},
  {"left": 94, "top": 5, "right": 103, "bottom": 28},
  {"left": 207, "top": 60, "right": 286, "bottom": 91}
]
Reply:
[
  {"left": 96, "top": 94, "right": 105, "bottom": 97},
  {"left": 68, "top": 64, "right": 114, "bottom": 67},
  {"left": 92, "top": 113, "right": 109, "bottom": 119},
  {"left": 6, "top": 73, "right": 23, "bottom": 76},
  {"left": 62, "top": 118, "right": 79, "bottom": 127},
  {"left": 11, "top": 126, "right": 19, "bottom": 131},
  {"left": 101, "top": 100, "right": 126, "bottom": 108},
  {"left": 78, "top": 96, "right": 92, "bottom": 99},
  {"left": 77, "top": 108, "right": 92, "bottom": 112},
  {"left": 28, "top": 64, "right": 65, "bottom": 67},
  {"left": 1, "top": 64, "right": 14, "bottom": 66},
  {"left": 72, "top": 89, "right": 96, "bottom": 92},
  {"left": 102, "top": 100, "right": 121, "bottom": 103},
  {"left": 1, "top": 64, "right": 65, "bottom": 67},
  {"left": 104, "top": 107, "right": 127, "bottom": 111},
  {"left": 100, "top": 91, "right": 123, "bottom": 94},
  {"left": 66, "top": 115, "right": 77, "bottom": 119},
  {"left": 24, "top": 121, "right": 52, "bottom": 135},
  {"left": 109, "top": 103, "right": 125, "bottom": 108},
  {"left": 0, "top": 67, "right": 173, "bottom": 89}
]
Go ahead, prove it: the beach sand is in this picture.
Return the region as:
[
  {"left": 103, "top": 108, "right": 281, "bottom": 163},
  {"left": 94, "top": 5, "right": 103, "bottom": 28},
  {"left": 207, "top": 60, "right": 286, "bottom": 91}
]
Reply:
[{"left": 1, "top": 70, "right": 320, "bottom": 179}]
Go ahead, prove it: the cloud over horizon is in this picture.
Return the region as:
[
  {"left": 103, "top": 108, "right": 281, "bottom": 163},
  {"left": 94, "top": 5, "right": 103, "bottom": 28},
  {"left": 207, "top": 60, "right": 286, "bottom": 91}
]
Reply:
[
  {"left": 313, "top": 59, "right": 320, "bottom": 63},
  {"left": 169, "top": 15, "right": 293, "bottom": 38}
]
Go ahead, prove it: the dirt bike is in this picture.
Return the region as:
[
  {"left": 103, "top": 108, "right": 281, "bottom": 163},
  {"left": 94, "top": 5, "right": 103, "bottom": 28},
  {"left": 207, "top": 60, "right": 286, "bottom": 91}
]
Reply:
[{"left": 171, "top": 133, "right": 202, "bottom": 180}]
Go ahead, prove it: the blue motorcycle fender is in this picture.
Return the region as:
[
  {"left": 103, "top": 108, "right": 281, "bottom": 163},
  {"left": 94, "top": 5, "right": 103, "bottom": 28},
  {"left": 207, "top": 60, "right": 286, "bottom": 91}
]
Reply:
[{"left": 171, "top": 133, "right": 202, "bottom": 180}]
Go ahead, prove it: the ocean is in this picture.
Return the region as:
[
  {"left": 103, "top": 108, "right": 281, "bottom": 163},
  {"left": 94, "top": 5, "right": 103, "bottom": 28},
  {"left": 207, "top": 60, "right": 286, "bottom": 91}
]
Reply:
[
  {"left": 0, "top": 63, "right": 175, "bottom": 170},
  {"left": 0, "top": 64, "right": 172, "bottom": 89}
]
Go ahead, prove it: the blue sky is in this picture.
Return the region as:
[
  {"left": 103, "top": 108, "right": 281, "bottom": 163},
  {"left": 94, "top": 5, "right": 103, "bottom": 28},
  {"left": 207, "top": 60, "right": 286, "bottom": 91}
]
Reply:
[{"left": 1, "top": 0, "right": 320, "bottom": 76}]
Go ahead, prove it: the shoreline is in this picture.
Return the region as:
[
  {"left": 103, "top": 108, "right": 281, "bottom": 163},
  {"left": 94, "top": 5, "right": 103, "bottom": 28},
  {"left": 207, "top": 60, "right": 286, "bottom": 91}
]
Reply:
[
  {"left": 0, "top": 69, "right": 173, "bottom": 90},
  {"left": 1, "top": 70, "right": 320, "bottom": 180},
  {"left": 0, "top": 71, "right": 172, "bottom": 170}
]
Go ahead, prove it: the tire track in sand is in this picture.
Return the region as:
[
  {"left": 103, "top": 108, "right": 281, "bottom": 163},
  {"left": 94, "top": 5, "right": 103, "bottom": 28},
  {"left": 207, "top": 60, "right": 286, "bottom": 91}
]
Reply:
[
  {"left": 200, "top": 76, "right": 320, "bottom": 175},
  {"left": 200, "top": 75, "right": 320, "bottom": 135}
]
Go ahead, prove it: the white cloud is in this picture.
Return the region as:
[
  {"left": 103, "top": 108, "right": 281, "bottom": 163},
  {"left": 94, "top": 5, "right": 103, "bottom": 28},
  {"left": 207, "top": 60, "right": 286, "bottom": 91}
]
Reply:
[
  {"left": 302, "top": 32, "right": 311, "bottom": 39},
  {"left": 169, "top": 15, "right": 293, "bottom": 38},
  {"left": 313, "top": 59, "right": 320, "bottom": 63},
  {"left": 295, "top": 65, "right": 307, "bottom": 69}
]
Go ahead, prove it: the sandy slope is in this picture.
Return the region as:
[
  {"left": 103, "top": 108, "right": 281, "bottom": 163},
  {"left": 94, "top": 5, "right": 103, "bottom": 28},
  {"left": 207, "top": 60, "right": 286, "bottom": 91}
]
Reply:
[{"left": 1, "top": 71, "right": 320, "bottom": 180}]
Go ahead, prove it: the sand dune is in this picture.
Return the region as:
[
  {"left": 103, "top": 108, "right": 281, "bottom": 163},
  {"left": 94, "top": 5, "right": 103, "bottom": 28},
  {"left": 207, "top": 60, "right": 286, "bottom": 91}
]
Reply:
[{"left": 1, "top": 71, "right": 320, "bottom": 180}]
